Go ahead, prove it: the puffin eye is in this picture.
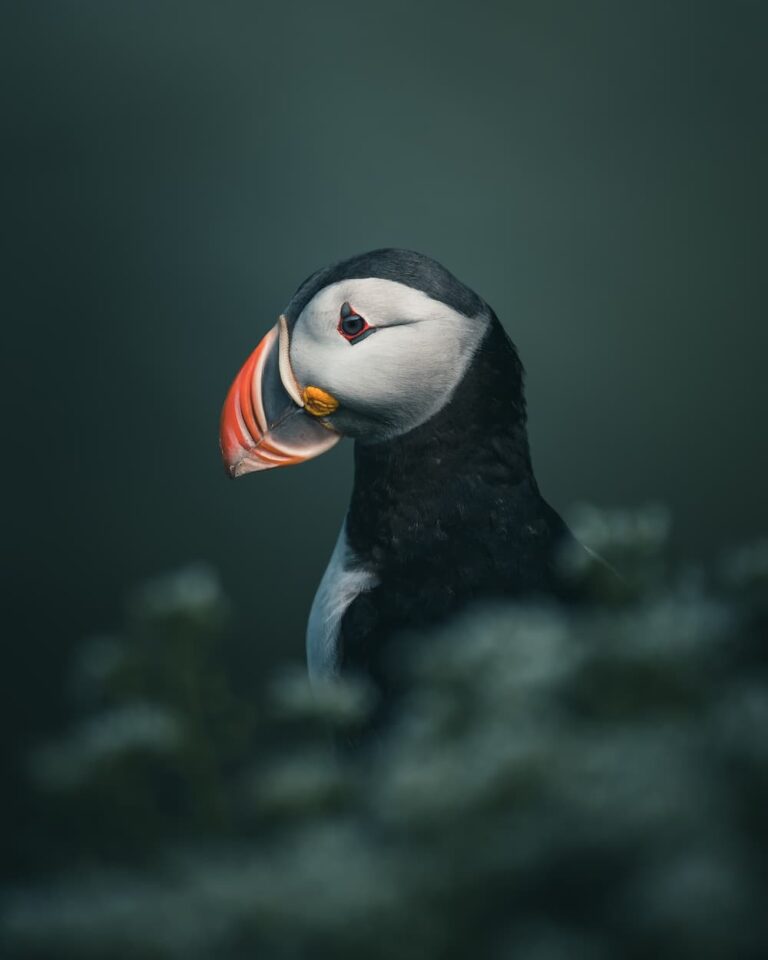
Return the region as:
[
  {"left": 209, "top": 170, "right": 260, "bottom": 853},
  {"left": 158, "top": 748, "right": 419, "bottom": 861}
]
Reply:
[{"left": 338, "top": 301, "right": 373, "bottom": 343}]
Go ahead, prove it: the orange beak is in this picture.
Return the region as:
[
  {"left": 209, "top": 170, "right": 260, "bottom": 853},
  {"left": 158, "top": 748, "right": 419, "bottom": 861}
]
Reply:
[{"left": 220, "top": 321, "right": 340, "bottom": 477}]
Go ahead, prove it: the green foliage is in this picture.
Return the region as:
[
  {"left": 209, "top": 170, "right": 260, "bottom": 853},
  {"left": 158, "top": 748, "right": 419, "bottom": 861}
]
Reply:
[{"left": 2, "top": 515, "right": 767, "bottom": 959}]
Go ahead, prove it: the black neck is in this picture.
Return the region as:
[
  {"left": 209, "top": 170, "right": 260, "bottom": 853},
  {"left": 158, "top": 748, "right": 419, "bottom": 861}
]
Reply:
[{"left": 345, "top": 316, "right": 541, "bottom": 567}]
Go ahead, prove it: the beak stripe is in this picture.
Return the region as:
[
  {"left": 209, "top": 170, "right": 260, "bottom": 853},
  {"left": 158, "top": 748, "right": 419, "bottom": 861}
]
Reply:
[
  {"left": 232, "top": 383, "right": 251, "bottom": 447},
  {"left": 248, "top": 326, "right": 275, "bottom": 436},
  {"left": 278, "top": 314, "right": 306, "bottom": 409}
]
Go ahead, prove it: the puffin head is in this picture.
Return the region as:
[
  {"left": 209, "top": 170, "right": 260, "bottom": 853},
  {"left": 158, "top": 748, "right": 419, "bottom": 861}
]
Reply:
[{"left": 220, "top": 249, "right": 493, "bottom": 476}]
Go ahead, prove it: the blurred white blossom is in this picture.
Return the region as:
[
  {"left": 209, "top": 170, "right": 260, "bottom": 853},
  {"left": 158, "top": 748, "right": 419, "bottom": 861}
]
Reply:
[
  {"left": 4, "top": 511, "right": 768, "bottom": 959},
  {"left": 131, "top": 563, "right": 227, "bottom": 624},
  {"left": 30, "top": 703, "right": 181, "bottom": 789},
  {"left": 269, "top": 668, "right": 376, "bottom": 727}
]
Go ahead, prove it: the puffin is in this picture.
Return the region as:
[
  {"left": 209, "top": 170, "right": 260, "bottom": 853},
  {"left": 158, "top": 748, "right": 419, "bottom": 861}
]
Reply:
[{"left": 220, "top": 249, "right": 575, "bottom": 705}]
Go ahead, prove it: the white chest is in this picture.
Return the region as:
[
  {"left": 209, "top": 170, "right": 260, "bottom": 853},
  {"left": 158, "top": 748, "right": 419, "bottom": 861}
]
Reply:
[{"left": 306, "top": 521, "right": 378, "bottom": 681}]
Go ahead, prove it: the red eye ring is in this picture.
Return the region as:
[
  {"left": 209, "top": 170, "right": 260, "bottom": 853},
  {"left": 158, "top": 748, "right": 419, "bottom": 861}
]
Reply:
[{"left": 337, "top": 302, "right": 373, "bottom": 343}]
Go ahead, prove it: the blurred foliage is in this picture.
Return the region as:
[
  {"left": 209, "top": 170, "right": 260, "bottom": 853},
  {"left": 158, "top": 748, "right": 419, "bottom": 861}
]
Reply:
[{"left": 2, "top": 510, "right": 767, "bottom": 959}]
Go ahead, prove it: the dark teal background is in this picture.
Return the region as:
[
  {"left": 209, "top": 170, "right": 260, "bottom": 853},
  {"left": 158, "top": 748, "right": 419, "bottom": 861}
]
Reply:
[{"left": 3, "top": 2, "right": 767, "bottom": 759}]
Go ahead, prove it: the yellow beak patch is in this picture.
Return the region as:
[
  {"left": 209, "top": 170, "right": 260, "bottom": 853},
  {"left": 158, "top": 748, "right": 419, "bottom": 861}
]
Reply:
[{"left": 302, "top": 385, "right": 339, "bottom": 418}]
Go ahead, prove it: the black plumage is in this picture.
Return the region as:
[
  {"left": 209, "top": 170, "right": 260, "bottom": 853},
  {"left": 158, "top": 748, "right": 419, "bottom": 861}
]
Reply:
[
  {"left": 338, "top": 299, "right": 574, "bottom": 704},
  {"left": 284, "top": 247, "right": 485, "bottom": 330}
]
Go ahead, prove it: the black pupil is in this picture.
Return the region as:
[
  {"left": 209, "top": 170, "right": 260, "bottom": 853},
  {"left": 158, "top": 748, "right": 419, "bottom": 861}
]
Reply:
[{"left": 342, "top": 314, "right": 365, "bottom": 336}]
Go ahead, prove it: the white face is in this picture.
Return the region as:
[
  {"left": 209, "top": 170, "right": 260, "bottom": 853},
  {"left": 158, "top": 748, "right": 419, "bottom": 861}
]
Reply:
[{"left": 289, "top": 278, "right": 489, "bottom": 440}]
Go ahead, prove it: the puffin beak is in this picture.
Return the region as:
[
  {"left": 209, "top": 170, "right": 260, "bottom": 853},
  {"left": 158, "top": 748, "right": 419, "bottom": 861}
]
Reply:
[{"left": 220, "top": 317, "right": 341, "bottom": 477}]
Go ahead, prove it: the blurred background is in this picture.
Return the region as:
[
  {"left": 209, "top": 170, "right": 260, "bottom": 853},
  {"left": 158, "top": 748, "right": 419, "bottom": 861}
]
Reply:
[{"left": 2, "top": 0, "right": 767, "bottom": 937}]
